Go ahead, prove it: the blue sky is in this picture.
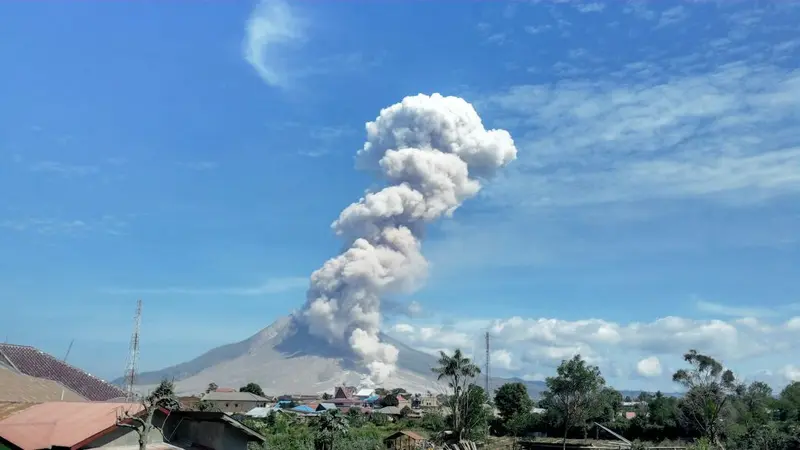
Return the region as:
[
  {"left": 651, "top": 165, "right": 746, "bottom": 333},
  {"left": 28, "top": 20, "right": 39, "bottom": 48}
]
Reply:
[{"left": 1, "top": 0, "right": 799, "bottom": 391}]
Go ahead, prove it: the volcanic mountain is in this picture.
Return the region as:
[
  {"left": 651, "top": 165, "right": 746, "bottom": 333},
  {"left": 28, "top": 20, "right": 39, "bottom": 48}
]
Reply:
[{"left": 127, "top": 315, "right": 445, "bottom": 396}]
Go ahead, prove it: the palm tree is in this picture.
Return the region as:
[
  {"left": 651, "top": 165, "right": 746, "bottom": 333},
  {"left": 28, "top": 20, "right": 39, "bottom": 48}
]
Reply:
[
  {"left": 432, "top": 349, "right": 481, "bottom": 440},
  {"left": 313, "top": 409, "right": 349, "bottom": 450}
]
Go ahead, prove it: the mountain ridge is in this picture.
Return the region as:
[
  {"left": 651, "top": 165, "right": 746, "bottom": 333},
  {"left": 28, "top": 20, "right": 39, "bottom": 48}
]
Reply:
[{"left": 125, "top": 315, "right": 678, "bottom": 398}]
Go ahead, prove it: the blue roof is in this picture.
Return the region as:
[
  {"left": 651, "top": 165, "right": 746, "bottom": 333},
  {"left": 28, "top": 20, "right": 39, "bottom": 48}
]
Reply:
[
  {"left": 365, "top": 395, "right": 380, "bottom": 402},
  {"left": 291, "top": 405, "right": 316, "bottom": 413}
]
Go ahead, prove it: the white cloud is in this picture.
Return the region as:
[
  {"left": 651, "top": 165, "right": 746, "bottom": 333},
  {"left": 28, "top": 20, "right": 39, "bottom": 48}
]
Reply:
[
  {"left": 243, "top": 0, "right": 306, "bottom": 88},
  {"left": 786, "top": 317, "right": 800, "bottom": 330},
  {"left": 781, "top": 365, "right": 800, "bottom": 382},
  {"left": 636, "top": 356, "right": 663, "bottom": 377},
  {"left": 388, "top": 312, "right": 800, "bottom": 388},
  {"left": 100, "top": 277, "right": 308, "bottom": 296},
  {"left": 491, "top": 349, "right": 515, "bottom": 370},
  {"left": 178, "top": 161, "right": 218, "bottom": 171},
  {"left": 0, "top": 216, "right": 128, "bottom": 236}
]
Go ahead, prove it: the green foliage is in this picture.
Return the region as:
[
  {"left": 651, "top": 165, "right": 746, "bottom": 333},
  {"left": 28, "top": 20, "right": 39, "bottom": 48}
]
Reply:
[
  {"left": 313, "top": 409, "right": 349, "bottom": 450},
  {"left": 240, "top": 382, "right": 266, "bottom": 397},
  {"left": 147, "top": 378, "right": 179, "bottom": 409},
  {"left": 369, "top": 412, "right": 389, "bottom": 426},
  {"left": 380, "top": 393, "right": 399, "bottom": 407},
  {"left": 420, "top": 410, "right": 445, "bottom": 432},
  {"left": 541, "top": 354, "right": 605, "bottom": 441},
  {"left": 322, "top": 392, "right": 332, "bottom": 400},
  {"left": 494, "top": 382, "right": 534, "bottom": 422},
  {"left": 432, "top": 348, "right": 483, "bottom": 441},
  {"left": 206, "top": 382, "right": 218, "bottom": 393},
  {"left": 400, "top": 406, "right": 413, "bottom": 418},
  {"left": 195, "top": 400, "right": 219, "bottom": 412}
]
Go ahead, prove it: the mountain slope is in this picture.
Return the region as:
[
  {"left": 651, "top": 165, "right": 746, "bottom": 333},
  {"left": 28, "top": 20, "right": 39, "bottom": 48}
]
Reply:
[{"left": 128, "top": 315, "right": 443, "bottom": 396}]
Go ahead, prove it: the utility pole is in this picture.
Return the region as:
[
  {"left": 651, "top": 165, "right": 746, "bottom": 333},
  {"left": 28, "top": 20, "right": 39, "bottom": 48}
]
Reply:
[
  {"left": 63, "top": 339, "right": 74, "bottom": 363},
  {"left": 123, "top": 299, "right": 142, "bottom": 401},
  {"left": 484, "top": 331, "right": 490, "bottom": 395}
]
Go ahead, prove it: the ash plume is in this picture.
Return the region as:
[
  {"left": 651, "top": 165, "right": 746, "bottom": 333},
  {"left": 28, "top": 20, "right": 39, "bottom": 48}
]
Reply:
[{"left": 300, "top": 93, "right": 517, "bottom": 383}]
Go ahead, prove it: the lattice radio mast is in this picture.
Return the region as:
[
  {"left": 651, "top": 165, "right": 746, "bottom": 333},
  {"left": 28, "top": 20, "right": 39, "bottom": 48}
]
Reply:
[
  {"left": 484, "top": 331, "right": 490, "bottom": 395},
  {"left": 123, "top": 299, "right": 142, "bottom": 401}
]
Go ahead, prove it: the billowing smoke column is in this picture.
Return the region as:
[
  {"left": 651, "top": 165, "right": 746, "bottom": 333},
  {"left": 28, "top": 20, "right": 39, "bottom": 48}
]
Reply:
[{"left": 301, "top": 93, "right": 517, "bottom": 383}]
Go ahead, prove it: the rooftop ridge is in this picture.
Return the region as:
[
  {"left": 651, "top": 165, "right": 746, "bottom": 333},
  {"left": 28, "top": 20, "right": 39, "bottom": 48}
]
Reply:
[{"left": 0, "top": 344, "right": 116, "bottom": 384}]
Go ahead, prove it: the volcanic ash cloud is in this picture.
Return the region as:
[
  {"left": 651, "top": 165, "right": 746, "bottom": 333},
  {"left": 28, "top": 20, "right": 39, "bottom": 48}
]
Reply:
[{"left": 301, "top": 93, "right": 518, "bottom": 383}]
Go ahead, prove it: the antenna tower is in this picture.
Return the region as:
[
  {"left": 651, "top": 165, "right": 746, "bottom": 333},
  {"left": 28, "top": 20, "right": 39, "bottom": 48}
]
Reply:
[
  {"left": 63, "top": 339, "right": 74, "bottom": 362},
  {"left": 484, "top": 331, "right": 490, "bottom": 395},
  {"left": 123, "top": 299, "right": 143, "bottom": 401}
]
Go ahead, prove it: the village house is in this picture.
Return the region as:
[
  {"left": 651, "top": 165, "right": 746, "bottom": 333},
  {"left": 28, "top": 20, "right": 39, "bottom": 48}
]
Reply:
[
  {"left": 383, "top": 430, "right": 425, "bottom": 450},
  {"left": 420, "top": 394, "right": 439, "bottom": 409},
  {"left": 329, "top": 386, "right": 361, "bottom": 408},
  {"left": 0, "top": 401, "right": 265, "bottom": 450},
  {"left": 396, "top": 394, "right": 411, "bottom": 410},
  {"left": 201, "top": 390, "right": 271, "bottom": 414}
]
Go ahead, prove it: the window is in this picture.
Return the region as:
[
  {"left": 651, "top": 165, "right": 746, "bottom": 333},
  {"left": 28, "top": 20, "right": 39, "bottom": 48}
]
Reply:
[
  {"left": 226, "top": 403, "right": 229, "bottom": 407},
  {"left": 235, "top": 403, "right": 238, "bottom": 408}
]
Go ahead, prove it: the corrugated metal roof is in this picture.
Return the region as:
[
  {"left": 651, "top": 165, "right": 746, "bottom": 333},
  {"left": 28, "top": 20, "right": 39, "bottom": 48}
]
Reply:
[
  {"left": 0, "top": 367, "right": 86, "bottom": 403},
  {"left": 203, "top": 391, "right": 269, "bottom": 402},
  {"left": 0, "top": 344, "right": 126, "bottom": 401},
  {"left": 0, "top": 401, "right": 143, "bottom": 449}
]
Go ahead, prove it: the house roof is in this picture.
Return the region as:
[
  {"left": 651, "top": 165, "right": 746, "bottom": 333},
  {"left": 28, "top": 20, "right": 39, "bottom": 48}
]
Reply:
[
  {"left": 385, "top": 430, "right": 424, "bottom": 441},
  {"left": 333, "top": 386, "right": 353, "bottom": 399},
  {"left": 0, "top": 402, "right": 36, "bottom": 421},
  {"left": 0, "top": 366, "right": 86, "bottom": 403},
  {"left": 0, "top": 401, "right": 143, "bottom": 449},
  {"left": 291, "top": 405, "right": 316, "bottom": 413},
  {"left": 373, "top": 406, "right": 403, "bottom": 415},
  {"left": 355, "top": 388, "right": 375, "bottom": 397},
  {"left": 0, "top": 344, "right": 126, "bottom": 401},
  {"left": 166, "top": 411, "right": 266, "bottom": 442},
  {"left": 202, "top": 391, "right": 270, "bottom": 402},
  {"left": 317, "top": 403, "right": 336, "bottom": 410}
]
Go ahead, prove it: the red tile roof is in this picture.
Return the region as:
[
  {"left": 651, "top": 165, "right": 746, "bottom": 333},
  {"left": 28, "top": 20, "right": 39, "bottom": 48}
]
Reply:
[{"left": 0, "top": 344, "right": 126, "bottom": 401}]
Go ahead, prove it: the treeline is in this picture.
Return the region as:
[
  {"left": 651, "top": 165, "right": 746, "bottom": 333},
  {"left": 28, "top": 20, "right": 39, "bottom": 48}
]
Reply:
[{"left": 490, "top": 350, "right": 800, "bottom": 450}]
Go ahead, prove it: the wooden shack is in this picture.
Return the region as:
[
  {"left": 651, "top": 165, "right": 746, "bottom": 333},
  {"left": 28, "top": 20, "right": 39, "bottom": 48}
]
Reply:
[{"left": 384, "top": 430, "right": 424, "bottom": 450}]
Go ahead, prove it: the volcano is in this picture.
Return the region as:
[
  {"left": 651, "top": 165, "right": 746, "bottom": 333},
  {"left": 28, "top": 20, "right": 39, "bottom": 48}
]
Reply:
[{"left": 126, "top": 315, "right": 442, "bottom": 396}]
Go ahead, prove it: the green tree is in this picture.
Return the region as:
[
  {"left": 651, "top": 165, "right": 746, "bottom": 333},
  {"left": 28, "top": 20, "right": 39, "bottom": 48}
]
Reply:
[
  {"left": 346, "top": 407, "right": 365, "bottom": 427},
  {"left": 494, "top": 382, "right": 534, "bottom": 422},
  {"left": 322, "top": 392, "right": 332, "bottom": 400},
  {"left": 380, "top": 393, "right": 399, "bottom": 407},
  {"left": 313, "top": 409, "right": 349, "bottom": 450},
  {"left": 592, "top": 387, "right": 623, "bottom": 425},
  {"left": 431, "top": 348, "right": 482, "bottom": 441},
  {"left": 672, "top": 349, "right": 738, "bottom": 450},
  {"left": 421, "top": 410, "right": 446, "bottom": 432},
  {"left": 541, "top": 354, "right": 605, "bottom": 450},
  {"left": 147, "top": 378, "right": 179, "bottom": 409},
  {"left": 206, "top": 382, "right": 218, "bottom": 393},
  {"left": 239, "top": 382, "right": 266, "bottom": 397},
  {"left": 391, "top": 387, "right": 407, "bottom": 396},
  {"left": 456, "top": 384, "right": 491, "bottom": 441}
]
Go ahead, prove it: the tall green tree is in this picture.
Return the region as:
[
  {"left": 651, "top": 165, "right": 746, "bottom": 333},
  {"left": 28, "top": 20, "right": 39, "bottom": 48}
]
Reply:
[
  {"left": 239, "top": 382, "right": 266, "bottom": 397},
  {"left": 432, "top": 348, "right": 482, "bottom": 441},
  {"left": 147, "top": 378, "right": 178, "bottom": 409},
  {"left": 313, "top": 409, "right": 349, "bottom": 450},
  {"left": 540, "top": 354, "right": 605, "bottom": 450},
  {"left": 672, "top": 349, "right": 738, "bottom": 450},
  {"left": 495, "top": 382, "right": 534, "bottom": 422},
  {"left": 205, "top": 382, "right": 218, "bottom": 394}
]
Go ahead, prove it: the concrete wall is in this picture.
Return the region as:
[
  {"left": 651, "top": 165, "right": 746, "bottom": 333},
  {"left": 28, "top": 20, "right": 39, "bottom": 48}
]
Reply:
[{"left": 85, "top": 410, "right": 168, "bottom": 448}]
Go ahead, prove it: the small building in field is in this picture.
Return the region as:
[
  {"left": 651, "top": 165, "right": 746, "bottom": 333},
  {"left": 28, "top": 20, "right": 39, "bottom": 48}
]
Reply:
[
  {"left": 383, "top": 430, "right": 424, "bottom": 450},
  {"left": 201, "top": 391, "right": 271, "bottom": 413}
]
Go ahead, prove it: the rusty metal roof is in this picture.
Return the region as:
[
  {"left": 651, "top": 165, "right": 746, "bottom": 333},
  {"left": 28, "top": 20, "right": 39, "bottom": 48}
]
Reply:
[
  {"left": 0, "top": 344, "right": 126, "bottom": 401},
  {"left": 0, "top": 367, "right": 86, "bottom": 403},
  {"left": 0, "top": 401, "right": 143, "bottom": 449}
]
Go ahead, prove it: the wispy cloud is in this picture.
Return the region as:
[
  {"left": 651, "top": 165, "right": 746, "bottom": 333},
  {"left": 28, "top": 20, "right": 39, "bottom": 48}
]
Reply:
[
  {"left": 29, "top": 161, "right": 99, "bottom": 177},
  {"left": 177, "top": 161, "right": 218, "bottom": 171},
  {"left": 574, "top": 2, "right": 606, "bottom": 14},
  {"left": 695, "top": 300, "right": 777, "bottom": 319},
  {"left": 656, "top": 5, "right": 688, "bottom": 28},
  {"left": 243, "top": 0, "right": 306, "bottom": 88},
  {"left": 0, "top": 216, "right": 127, "bottom": 236},
  {"left": 100, "top": 277, "right": 308, "bottom": 296}
]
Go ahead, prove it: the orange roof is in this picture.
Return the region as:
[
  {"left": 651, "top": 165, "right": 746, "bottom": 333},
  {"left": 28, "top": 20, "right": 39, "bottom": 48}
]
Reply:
[{"left": 0, "top": 401, "right": 143, "bottom": 449}]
